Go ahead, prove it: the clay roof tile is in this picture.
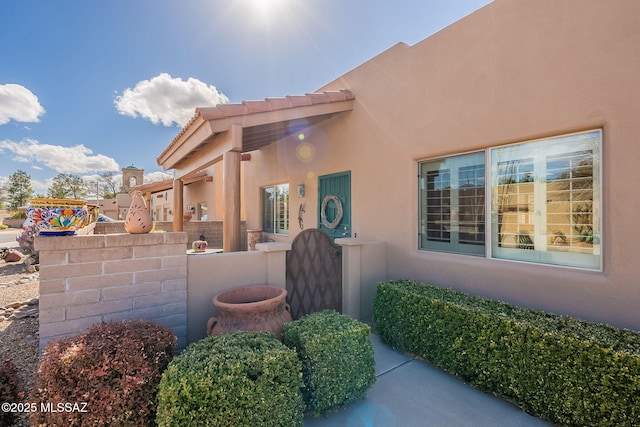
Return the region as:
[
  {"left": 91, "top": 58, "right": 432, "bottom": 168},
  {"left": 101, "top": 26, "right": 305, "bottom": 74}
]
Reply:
[
  {"left": 219, "top": 103, "right": 249, "bottom": 117},
  {"left": 265, "top": 97, "right": 294, "bottom": 109},
  {"left": 243, "top": 100, "right": 273, "bottom": 113},
  {"left": 197, "top": 107, "right": 227, "bottom": 121},
  {"left": 286, "top": 95, "right": 313, "bottom": 107},
  {"left": 305, "top": 92, "right": 331, "bottom": 104},
  {"left": 163, "top": 90, "right": 355, "bottom": 156}
]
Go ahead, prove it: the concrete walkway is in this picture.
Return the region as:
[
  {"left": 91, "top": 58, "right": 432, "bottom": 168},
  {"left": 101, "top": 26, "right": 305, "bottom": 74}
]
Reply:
[{"left": 303, "top": 335, "right": 553, "bottom": 427}]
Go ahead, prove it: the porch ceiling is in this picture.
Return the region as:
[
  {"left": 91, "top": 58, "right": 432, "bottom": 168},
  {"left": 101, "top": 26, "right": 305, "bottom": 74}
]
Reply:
[{"left": 157, "top": 90, "right": 355, "bottom": 174}]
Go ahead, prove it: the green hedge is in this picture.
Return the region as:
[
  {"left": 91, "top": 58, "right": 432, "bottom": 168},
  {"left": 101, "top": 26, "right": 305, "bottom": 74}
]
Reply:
[
  {"left": 373, "top": 280, "right": 640, "bottom": 427},
  {"left": 156, "top": 331, "right": 304, "bottom": 427},
  {"left": 283, "top": 310, "right": 376, "bottom": 416}
]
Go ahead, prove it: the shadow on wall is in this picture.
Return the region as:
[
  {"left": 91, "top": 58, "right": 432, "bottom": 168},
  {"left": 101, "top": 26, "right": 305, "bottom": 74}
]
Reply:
[{"left": 94, "top": 221, "right": 248, "bottom": 251}]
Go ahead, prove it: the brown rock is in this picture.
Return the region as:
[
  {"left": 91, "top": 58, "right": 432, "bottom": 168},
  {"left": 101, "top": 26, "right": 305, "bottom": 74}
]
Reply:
[{"left": 1, "top": 249, "right": 22, "bottom": 263}]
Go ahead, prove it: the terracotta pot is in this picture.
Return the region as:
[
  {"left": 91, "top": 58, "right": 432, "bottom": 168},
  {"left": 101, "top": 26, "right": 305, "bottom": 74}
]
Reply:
[
  {"left": 207, "top": 285, "right": 292, "bottom": 340},
  {"left": 125, "top": 190, "right": 152, "bottom": 234}
]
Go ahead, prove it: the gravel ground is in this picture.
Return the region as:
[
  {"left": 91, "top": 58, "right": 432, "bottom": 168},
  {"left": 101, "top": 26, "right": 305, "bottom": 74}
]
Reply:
[{"left": 0, "top": 251, "right": 40, "bottom": 427}]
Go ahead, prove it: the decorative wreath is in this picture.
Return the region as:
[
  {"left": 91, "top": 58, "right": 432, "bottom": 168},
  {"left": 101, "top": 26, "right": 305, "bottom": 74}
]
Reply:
[{"left": 320, "top": 195, "right": 343, "bottom": 229}]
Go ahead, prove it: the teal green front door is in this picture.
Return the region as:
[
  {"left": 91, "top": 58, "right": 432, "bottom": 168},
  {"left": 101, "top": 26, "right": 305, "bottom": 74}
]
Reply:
[{"left": 318, "top": 171, "right": 351, "bottom": 240}]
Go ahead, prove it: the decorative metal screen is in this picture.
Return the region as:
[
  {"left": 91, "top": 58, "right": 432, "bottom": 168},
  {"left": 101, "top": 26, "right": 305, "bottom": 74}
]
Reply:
[{"left": 286, "top": 229, "right": 342, "bottom": 320}]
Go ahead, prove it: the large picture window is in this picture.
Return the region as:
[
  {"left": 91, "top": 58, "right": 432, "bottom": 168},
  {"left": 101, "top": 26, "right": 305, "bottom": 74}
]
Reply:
[
  {"left": 418, "top": 130, "right": 602, "bottom": 270},
  {"left": 491, "top": 130, "right": 601, "bottom": 269},
  {"left": 262, "top": 184, "right": 289, "bottom": 234}
]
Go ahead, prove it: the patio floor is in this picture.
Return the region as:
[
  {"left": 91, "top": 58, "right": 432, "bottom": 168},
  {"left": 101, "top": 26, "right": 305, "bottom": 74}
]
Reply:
[{"left": 303, "top": 335, "right": 553, "bottom": 427}]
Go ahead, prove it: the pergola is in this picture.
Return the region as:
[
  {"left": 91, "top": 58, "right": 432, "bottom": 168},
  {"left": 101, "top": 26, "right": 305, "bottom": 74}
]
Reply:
[{"left": 157, "top": 90, "right": 355, "bottom": 252}]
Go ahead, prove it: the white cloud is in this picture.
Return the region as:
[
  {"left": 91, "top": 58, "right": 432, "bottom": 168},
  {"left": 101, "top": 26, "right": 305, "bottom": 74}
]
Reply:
[
  {"left": 144, "top": 171, "right": 173, "bottom": 183},
  {"left": 0, "top": 138, "right": 120, "bottom": 174},
  {"left": 31, "top": 177, "right": 52, "bottom": 195},
  {"left": 0, "top": 84, "right": 45, "bottom": 125},
  {"left": 114, "top": 73, "right": 229, "bottom": 127}
]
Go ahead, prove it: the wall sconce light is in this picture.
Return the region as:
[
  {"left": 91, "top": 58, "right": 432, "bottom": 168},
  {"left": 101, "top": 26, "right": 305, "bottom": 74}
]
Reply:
[{"left": 297, "top": 184, "right": 305, "bottom": 198}]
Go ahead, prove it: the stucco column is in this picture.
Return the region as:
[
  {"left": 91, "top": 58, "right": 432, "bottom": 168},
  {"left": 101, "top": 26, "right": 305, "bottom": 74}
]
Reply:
[
  {"left": 335, "top": 238, "right": 387, "bottom": 323},
  {"left": 255, "top": 242, "right": 292, "bottom": 289},
  {"left": 223, "top": 124, "right": 242, "bottom": 252},
  {"left": 173, "top": 178, "right": 184, "bottom": 232}
]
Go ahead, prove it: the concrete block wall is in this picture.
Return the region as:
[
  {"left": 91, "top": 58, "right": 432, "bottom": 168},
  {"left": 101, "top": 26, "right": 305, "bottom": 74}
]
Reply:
[
  {"left": 94, "top": 220, "right": 247, "bottom": 250},
  {"left": 36, "top": 232, "right": 188, "bottom": 351}
]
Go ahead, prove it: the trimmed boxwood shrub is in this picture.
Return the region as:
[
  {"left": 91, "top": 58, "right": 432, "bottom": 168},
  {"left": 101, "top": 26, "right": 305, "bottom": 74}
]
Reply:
[
  {"left": 283, "top": 310, "right": 376, "bottom": 416},
  {"left": 156, "top": 331, "right": 304, "bottom": 427},
  {"left": 31, "top": 320, "right": 177, "bottom": 427},
  {"left": 0, "top": 360, "right": 19, "bottom": 426},
  {"left": 373, "top": 280, "right": 640, "bottom": 427}
]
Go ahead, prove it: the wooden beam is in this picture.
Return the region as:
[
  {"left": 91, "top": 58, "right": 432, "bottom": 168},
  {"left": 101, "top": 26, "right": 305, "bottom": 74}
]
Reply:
[
  {"left": 172, "top": 127, "right": 241, "bottom": 180},
  {"left": 223, "top": 125, "right": 242, "bottom": 252},
  {"left": 172, "top": 178, "right": 184, "bottom": 232}
]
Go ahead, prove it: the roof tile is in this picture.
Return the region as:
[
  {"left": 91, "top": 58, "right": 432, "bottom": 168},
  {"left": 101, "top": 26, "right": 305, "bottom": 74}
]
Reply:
[
  {"left": 219, "top": 103, "right": 249, "bottom": 117},
  {"left": 243, "top": 100, "right": 273, "bottom": 113},
  {"left": 286, "top": 95, "right": 313, "bottom": 107},
  {"left": 167, "top": 90, "right": 354, "bottom": 151},
  {"left": 305, "top": 92, "right": 331, "bottom": 104},
  {"left": 265, "top": 97, "right": 294, "bottom": 109},
  {"left": 197, "top": 107, "right": 227, "bottom": 121}
]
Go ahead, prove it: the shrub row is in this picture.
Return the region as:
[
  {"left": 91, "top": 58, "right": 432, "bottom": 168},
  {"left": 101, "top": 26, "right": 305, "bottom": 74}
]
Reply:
[
  {"left": 32, "top": 320, "right": 177, "bottom": 427},
  {"left": 157, "top": 331, "right": 305, "bottom": 427},
  {"left": 373, "top": 280, "right": 640, "bottom": 427},
  {"left": 157, "top": 310, "right": 375, "bottom": 425},
  {"left": 32, "top": 311, "right": 374, "bottom": 426},
  {"left": 283, "top": 309, "right": 376, "bottom": 416}
]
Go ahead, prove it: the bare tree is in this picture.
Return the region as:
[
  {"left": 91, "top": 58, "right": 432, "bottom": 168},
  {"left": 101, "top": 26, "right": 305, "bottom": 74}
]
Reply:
[{"left": 99, "top": 172, "right": 119, "bottom": 199}]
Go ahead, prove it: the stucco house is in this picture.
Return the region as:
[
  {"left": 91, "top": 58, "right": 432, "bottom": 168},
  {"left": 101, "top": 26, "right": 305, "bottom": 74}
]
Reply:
[{"left": 157, "top": 0, "right": 640, "bottom": 332}]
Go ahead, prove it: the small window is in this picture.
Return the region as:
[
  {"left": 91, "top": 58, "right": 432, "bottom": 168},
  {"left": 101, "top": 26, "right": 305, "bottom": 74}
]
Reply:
[
  {"left": 262, "top": 184, "right": 289, "bottom": 234},
  {"left": 198, "top": 202, "right": 208, "bottom": 221},
  {"left": 419, "top": 152, "right": 486, "bottom": 255}
]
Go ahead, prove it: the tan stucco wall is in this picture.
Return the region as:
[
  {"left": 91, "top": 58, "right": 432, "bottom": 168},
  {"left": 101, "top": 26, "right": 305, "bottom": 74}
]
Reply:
[
  {"left": 243, "top": 0, "right": 640, "bottom": 331},
  {"left": 36, "top": 232, "right": 188, "bottom": 351}
]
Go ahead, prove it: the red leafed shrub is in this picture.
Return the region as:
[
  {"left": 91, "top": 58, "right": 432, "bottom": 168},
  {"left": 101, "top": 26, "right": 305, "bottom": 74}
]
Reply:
[
  {"left": 31, "top": 320, "right": 176, "bottom": 427},
  {"left": 0, "top": 360, "right": 19, "bottom": 426}
]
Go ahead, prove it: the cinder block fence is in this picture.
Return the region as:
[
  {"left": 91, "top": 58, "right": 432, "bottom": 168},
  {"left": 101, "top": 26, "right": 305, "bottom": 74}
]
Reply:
[
  {"left": 36, "top": 232, "right": 188, "bottom": 351},
  {"left": 35, "top": 231, "right": 385, "bottom": 354}
]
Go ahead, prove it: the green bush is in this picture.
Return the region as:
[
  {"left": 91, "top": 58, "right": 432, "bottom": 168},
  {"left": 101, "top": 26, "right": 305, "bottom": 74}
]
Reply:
[
  {"left": 0, "top": 360, "right": 19, "bottom": 426},
  {"left": 31, "top": 320, "right": 176, "bottom": 427},
  {"left": 10, "top": 211, "right": 26, "bottom": 220},
  {"left": 283, "top": 310, "right": 376, "bottom": 416},
  {"left": 156, "top": 331, "right": 304, "bottom": 427},
  {"left": 373, "top": 280, "right": 640, "bottom": 427}
]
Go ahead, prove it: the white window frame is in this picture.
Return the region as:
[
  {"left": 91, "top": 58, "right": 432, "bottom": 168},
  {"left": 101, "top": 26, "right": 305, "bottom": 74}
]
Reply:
[
  {"left": 418, "top": 129, "right": 602, "bottom": 271},
  {"left": 262, "top": 183, "right": 289, "bottom": 235}
]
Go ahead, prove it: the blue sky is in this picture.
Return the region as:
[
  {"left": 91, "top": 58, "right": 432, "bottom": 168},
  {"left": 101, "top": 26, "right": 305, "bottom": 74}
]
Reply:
[{"left": 0, "top": 0, "right": 491, "bottom": 195}]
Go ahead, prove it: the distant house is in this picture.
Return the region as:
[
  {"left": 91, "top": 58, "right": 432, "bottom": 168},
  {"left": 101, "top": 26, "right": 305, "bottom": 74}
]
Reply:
[
  {"left": 158, "top": 0, "right": 640, "bottom": 331},
  {"left": 134, "top": 171, "right": 217, "bottom": 222}
]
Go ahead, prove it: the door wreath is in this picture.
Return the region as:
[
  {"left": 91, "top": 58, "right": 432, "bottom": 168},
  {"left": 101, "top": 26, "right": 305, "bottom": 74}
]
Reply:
[{"left": 320, "top": 195, "right": 343, "bottom": 229}]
